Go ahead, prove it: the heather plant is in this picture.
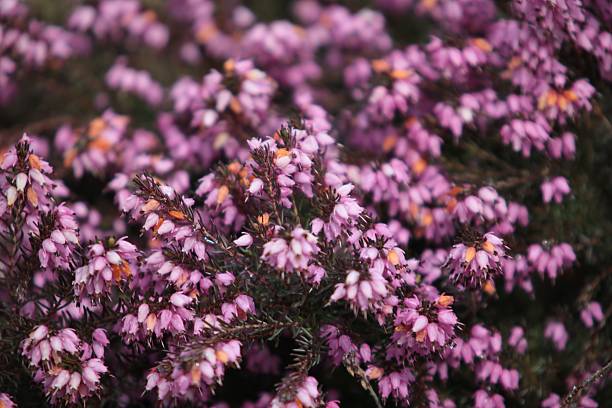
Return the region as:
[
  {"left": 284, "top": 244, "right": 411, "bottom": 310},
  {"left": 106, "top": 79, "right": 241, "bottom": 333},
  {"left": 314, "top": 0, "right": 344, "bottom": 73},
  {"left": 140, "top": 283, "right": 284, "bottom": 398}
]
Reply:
[{"left": 0, "top": 0, "right": 611, "bottom": 407}]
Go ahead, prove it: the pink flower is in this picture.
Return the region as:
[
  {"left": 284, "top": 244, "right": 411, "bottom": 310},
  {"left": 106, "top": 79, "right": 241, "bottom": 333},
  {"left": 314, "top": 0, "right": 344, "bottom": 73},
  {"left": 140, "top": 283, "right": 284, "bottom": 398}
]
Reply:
[
  {"left": 474, "top": 390, "right": 505, "bottom": 408},
  {"left": 330, "top": 269, "right": 389, "bottom": 313},
  {"left": 446, "top": 232, "right": 507, "bottom": 287},
  {"left": 541, "top": 176, "right": 571, "bottom": 204},
  {"left": 234, "top": 233, "right": 254, "bottom": 247},
  {"left": 74, "top": 237, "right": 138, "bottom": 298},
  {"left": 146, "top": 340, "right": 242, "bottom": 402},
  {"left": 377, "top": 369, "right": 414, "bottom": 401},
  {"left": 170, "top": 292, "right": 193, "bottom": 307},
  {"left": 391, "top": 294, "right": 458, "bottom": 355},
  {"left": 527, "top": 243, "right": 575, "bottom": 280},
  {"left": 272, "top": 376, "right": 321, "bottom": 407},
  {"left": 580, "top": 302, "right": 604, "bottom": 328},
  {"left": 544, "top": 321, "right": 569, "bottom": 351},
  {"left": 262, "top": 227, "right": 319, "bottom": 274},
  {"left": 0, "top": 393, "right": 16, "bottom": 408},
  {"left": 508, "top": 326, "right": 528, "bottom": 354}
]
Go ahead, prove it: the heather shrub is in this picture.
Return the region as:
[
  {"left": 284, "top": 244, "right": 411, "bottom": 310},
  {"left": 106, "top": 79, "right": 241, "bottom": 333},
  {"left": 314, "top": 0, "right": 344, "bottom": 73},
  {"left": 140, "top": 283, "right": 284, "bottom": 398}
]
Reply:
[{"left": 0, "top": 1, "right": 610, "bottom": 407}]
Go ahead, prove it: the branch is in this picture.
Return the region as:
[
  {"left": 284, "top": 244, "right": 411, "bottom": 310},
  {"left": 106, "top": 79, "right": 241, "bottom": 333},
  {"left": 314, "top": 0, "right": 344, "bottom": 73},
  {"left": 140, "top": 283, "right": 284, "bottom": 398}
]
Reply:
[
  {"left": 342, "top": 352, "right": 383, "bottom": 408},
  {"left": 171, "top": 317, "right": 297, "bottom": 365},
  {"left": 561, "top": 358, "right": 612, "bottom": 407}
]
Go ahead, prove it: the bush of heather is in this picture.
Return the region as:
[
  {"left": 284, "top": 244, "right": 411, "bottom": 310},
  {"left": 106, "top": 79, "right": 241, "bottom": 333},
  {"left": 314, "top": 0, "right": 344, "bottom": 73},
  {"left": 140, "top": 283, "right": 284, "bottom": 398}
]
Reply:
[{"left": 0, "top": 0, "right": 610, "bottom": 407}]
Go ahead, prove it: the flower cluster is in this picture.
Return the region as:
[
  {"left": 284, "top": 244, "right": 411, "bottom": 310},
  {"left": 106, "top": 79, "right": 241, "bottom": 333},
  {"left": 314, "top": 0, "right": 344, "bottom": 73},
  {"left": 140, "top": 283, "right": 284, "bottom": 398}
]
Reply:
[
  {"left": 391, "top": 293, "right": 459, "bottom": 355},
  {"left": 0, "top": 0, "right": 86, "bottom": 104},
  {"left": 21, "top": 326, "right": 108, "bottom": 404},
  {"left": 145, "top": 340, "right": 242, "bottom": 402},
  {"left": 69, "top": 0, "right": 169, "bottom": 49},
  {"left": 446, "top": 232, "right": 507, "bottom": 288},
  {"left": 74, "top": 236, "right": 138, "bottom": 299},
  {"left": 105, "top": 57, "right": 163, "bottom": 106},
  {"left": 55, "top": 110, "right": 129, "bottom": 178}
]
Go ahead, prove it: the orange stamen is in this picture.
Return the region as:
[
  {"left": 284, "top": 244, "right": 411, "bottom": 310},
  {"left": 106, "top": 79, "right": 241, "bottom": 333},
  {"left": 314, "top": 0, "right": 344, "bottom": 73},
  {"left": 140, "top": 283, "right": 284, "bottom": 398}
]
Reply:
[
  {"left": 217, "top": 185, "right": 229, "bottom": 204},
  {"left": 437, "top": 294, "right": 454, "bottom": 307},
  {"left": 89, "top": 137, "right": 112, "bottom": 152},
  {"left": 383, "top": 134, "right": 397, "bottom": 152},
  {"left": 387, "top": 250, "right": 400, "bottom": 266},
  {"left": 63, "top": 149, "right": 77, "bottom": 168},
  {"left": 168, "top": 210, "right": 186, "bottom": 220},
  {"left": 482, "top": 240, "right": 495, "bottom": 254},
  {"left": 26, "top": 187, "right": 38, "bottom": 207},
  {"left": 227, "top": 161, "right": 242, "bottom": 174},
  {"left": 483, "top": 280, "right": 496, "bottom": 295},
  {"left": 28, "top": 154, "right": 43, "bottom": 170},
  {"left": 215, "top": 350, "right": 229, "bottom": 364},
  {"left": 146, "top": 313, "right": 157, "bottom": 331},
  {"left": 372, "top": 59, "right": 390, "bottom": 73},
  {"left": 88, "top": 118, "right": 106, "bottom": 138},
  {"left": 366, "top": 366, "right": 384, "bottom": 380},
  {"left": 190, "top": 364, "right": 201, "bottom": 385},
  {"left": 257, "top": 213, "right": 270, "bottom": 226},
  {"left": 229, "top": 97, "right": 242, "bottom": 114},
  {"left": 415, "top": 329, "right": 427, "bottom": 342},
  {"left": 421, "top": 211, "right": 433, "bottom": 227},
  {"left": 390, "top": 69, "right": 412, "bottom": 80},
  {"left": 196, "top": 24, "right": 218, "bottom": 43},
  {"left": 472, "top": 38, "right": 492, "bottom": 52},
  {"left": 465, "top": 246, "right": 476, "bottom": 263},
  {"left": 223, "top": 59, "right": 235, "bottom": 73},
  {"left": 412, "top": 158, "right": 427, "bottom": 175},
  {"left": 142, "top": 199, "right": 160, "bottom": 213}
]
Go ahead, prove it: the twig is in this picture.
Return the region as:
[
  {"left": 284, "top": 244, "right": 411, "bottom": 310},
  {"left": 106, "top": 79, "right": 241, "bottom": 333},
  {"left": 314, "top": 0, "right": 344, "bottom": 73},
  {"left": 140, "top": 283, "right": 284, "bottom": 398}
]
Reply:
[
  {"left": 342, "top": 352, "right": 384, "bottom": 408},
  {"left": 561, "top": 358, "right": 612, "bottom": 407}
]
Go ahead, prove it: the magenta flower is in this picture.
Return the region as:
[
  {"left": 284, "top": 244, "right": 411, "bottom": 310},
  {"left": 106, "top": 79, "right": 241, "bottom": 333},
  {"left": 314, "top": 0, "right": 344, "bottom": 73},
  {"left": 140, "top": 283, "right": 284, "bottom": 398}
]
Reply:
[
  {"left": 474, "top": 390, "right": 505, "bottom": 408},
  {"left": 541, "top": 176, "right": 571, "bottom": 204},
  {"left": 74, "top": 236, "right": 138, "bottom": 298},
  {"left": 271, "top": 376, "right": 321, "bottom": 407},
  {"left": 54, "top": 110, "right": 129, "bottom": 178},
  {"left": 544, "top": 321, "right": 569, "bottom": 351},
  {"left": 262, "top": 227, "right": 319, "bottom": 275},
  {"left": 21, "top": 326, "right": 108, "bottom": 404},
  {"left": 146, "top": 340, "right": 242, "bottom": 402},
  {"left": 0, "top": 393, "right": 16, "bottom": 408},
  {"left": 376, "top": 368, "right": 415, "bottom": 402},
  {"left": 508, "top": 326, "right": 528, "bottom": 354},
  {"left": 105, "top": 57, "right": 163, "bottom": 106},
  {"left": 527, "top": 242, "right": 575, "bottom": 280},
  {"left": 392, "top": 294, "right": 458, "bottom": 355},
  {"left": 580, "top": 302, "right": 604, "bottom": 328},
  {"left": 446, "top": 232, "right": 507, "bottom": 288}
]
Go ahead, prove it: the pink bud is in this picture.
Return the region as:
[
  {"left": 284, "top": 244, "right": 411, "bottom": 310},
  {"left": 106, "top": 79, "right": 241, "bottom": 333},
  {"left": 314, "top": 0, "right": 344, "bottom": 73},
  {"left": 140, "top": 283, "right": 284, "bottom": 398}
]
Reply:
[
  {"left": 170, "top": 293, "right": 192, "bottom": 307},
  {"left": 6, "top": 186, "right": 17, "bottom": 206},
  {"left": 346, "top": 270, "right": 360, "bottom": 285},
  {"left": 412, "top": 315, "right": 428, "bottom": 332},
  {"left": 157, "top": 220, "right": 174, "bottom": 235},
  {"left": 248, "top": 178, "right": 263, "bottom": 194},
  {"left": 106, "top": 250, "right": 122, "bottom": 265},
  {"left": 42, "top": 239, "right": 57, "bottom": 253},
  {"left": 15, "top": 173, "right": 28, "bottom": 191},
  {"left": 52, "top": 370, "right": 70, "bottom": 389},
  {"left": 29, "top": 325, "right": 48, "bottom": 342},
  {"left": 82, "top": 367, "right": 100, "bottom": 385},
  {"left": 50, "top": 230, "right": 66, "bottom": 244},
  {"left": 138, "top": 304, "right": 150, "bottom": 323},
  {"left": 233, "top": 233, "right": 253, "bottom": 247},
  {"left": 69, "top": 372, "right": 81, "bottom": 390}
]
